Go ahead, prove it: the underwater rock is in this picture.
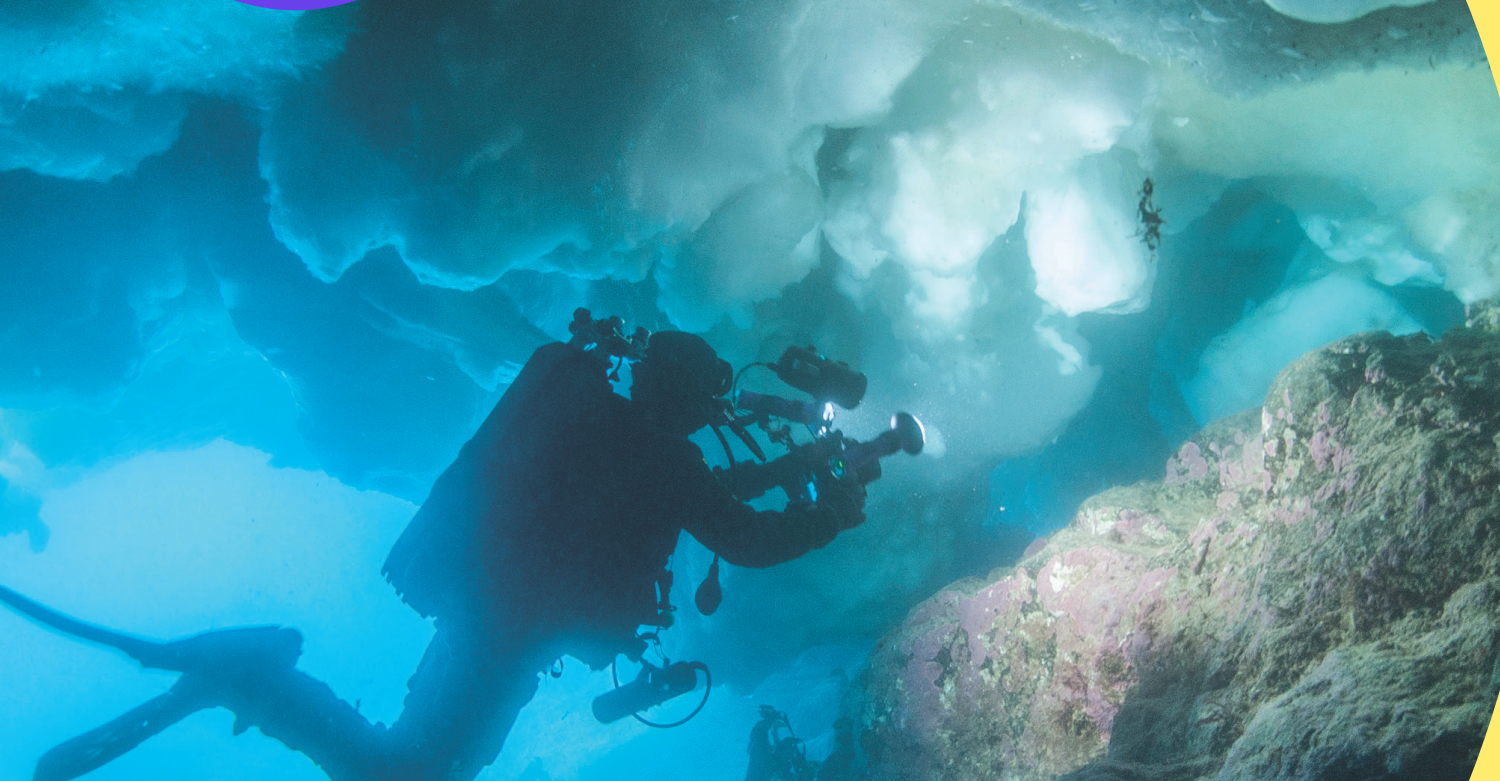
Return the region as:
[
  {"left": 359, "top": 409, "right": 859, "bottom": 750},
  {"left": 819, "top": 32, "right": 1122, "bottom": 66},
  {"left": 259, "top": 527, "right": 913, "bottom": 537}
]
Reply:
[{"left": 854, "top": 303, "right": 1500, "bottom": 780}]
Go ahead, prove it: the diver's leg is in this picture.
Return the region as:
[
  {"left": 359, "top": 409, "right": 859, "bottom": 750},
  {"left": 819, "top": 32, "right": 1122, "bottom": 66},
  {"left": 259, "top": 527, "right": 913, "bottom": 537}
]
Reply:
[
  {"left": 35, "top": 665, "right": 393, "bottom": 781},
  {"left": 169, "top": 622, "right": 541, "bottom": 781},
  {"left": 387, "top": 619, "right": 545, "bottom": 781},
  {"left": 229, "top": 620, "right": 543, "bottom": 781},
  {"left": 3, "top": 581, "right": 540, "bottom": 781},
  {"left": 0, "top": 585, "right": 397, "bottom": 781},
  {"left": 224, "top": 665, "right": 394, "bottom": 781},
  {"left": 157, "top": 622, "right": 541, "bottom": 781}
]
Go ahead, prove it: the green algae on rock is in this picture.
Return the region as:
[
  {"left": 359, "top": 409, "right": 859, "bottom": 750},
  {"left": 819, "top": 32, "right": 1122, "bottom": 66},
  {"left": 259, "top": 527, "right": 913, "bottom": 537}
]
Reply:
[{"left": 852, "top": 307, "right": 1500, "bottom": 781}]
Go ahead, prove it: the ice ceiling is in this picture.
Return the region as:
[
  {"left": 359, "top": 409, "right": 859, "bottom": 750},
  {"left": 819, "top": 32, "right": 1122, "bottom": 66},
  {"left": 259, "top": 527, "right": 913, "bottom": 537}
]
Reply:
[{"left": 0, "top": 0, "right": 1495, "bottom": 778}]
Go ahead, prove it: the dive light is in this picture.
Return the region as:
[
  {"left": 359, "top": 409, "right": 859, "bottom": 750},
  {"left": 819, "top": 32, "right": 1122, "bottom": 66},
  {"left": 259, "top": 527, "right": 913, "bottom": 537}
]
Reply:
[{"left": 592, "top": 660, "right": 705, "bottom": 725}]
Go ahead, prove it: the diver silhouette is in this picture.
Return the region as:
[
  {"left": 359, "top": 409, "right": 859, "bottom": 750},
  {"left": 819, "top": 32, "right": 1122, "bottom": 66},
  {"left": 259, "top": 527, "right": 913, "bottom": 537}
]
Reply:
[
  {"left": 2, "top": 321, "right": 869, "bottom": 781},
  {"left": 745, "top": 705, "right": 817, "bottom": 781}
]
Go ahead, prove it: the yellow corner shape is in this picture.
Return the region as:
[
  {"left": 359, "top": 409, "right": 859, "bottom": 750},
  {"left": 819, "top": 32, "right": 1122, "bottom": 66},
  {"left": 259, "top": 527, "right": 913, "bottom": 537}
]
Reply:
[{"left": 1472, "top": 0, "right": 1500, "bottom": 98}]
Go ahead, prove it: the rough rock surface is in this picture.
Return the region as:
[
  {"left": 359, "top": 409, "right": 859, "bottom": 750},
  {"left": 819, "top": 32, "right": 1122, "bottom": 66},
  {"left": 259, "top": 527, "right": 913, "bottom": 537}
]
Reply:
[{"left": 853, "top": 307, "right": 1500, "bottom": 781}]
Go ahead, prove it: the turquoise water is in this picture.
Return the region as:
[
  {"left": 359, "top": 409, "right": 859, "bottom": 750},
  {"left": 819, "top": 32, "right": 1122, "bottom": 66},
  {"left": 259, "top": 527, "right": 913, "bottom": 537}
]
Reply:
[{"left": 0, "top": 1, "right": 1493, "bottom": 779}]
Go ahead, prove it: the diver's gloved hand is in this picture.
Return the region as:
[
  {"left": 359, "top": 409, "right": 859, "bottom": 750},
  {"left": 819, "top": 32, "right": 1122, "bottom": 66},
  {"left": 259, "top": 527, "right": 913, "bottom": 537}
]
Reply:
[
  {"left": 817, "top": 475, "right": 867, "bottom": 532},
  {"left": 716, "top": 452, "right": 813, "bottom": 502}
]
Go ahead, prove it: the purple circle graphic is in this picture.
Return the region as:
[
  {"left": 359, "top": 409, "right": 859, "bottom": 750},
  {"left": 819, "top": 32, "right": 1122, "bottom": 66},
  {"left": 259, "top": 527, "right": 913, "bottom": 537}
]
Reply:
[{"left": 234, "top": 0, "right": 356, "bottom": 9}]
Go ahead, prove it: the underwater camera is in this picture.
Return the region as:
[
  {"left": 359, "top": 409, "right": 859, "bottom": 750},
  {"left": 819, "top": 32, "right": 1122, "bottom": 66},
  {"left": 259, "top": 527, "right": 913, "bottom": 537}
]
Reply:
[
  {"left": 828, "top": 411, "right": 925, "bottom": 478},
  {"left": 731, "top": 346, "right": 924, "bottom": 496}
]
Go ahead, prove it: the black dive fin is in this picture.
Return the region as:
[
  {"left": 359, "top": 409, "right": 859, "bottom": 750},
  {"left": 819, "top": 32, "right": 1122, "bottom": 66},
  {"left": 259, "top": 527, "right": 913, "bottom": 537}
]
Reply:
[
  {"left": 0, "top": 582, "right": 302, "bottom": 674},
  {"left": 34, "top": 678, "right": 210, "bottom": 781},
  {"left": 1, "top": 583, "right": 306, "bottom": 781},
  {"left": 0, "top": 583, "right": 171, "bottom": 668}
]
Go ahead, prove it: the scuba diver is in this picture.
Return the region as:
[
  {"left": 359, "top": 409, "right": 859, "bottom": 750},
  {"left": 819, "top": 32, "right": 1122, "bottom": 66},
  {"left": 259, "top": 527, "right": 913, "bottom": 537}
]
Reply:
[
  {"left": 745, "top": 708, "right": 866, "bottom": 781},
  {"left": 1, "top": 313, "right": 871, "bottom": 781},
  {"left": 746, "top": 705, "right": 817, "bottom": 781}
]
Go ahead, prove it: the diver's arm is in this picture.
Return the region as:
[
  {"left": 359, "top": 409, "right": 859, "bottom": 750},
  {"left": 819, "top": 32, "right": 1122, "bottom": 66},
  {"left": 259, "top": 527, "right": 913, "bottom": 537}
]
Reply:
[
  {"left": 712, "top": 451, "right": 811, "bottom": 502},
  {"left": 682, "top": 455, "right": 865, "bottom": 569}
]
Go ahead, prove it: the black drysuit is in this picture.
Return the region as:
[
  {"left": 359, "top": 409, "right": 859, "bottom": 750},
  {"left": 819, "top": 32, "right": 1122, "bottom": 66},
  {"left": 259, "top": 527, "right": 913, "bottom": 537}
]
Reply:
[
  {"left": 7, "top": 340, "right": 863, "bottom": 781},
  {"left": 368, "top": 341, "right": 855, "bottom": 780}
]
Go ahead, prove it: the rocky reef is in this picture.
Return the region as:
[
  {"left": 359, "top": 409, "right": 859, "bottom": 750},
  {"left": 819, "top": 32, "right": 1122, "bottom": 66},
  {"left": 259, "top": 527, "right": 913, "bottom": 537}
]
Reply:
[{"left": 854, "top": 303, "right": 1500, "bottom": 780}]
